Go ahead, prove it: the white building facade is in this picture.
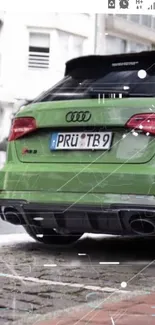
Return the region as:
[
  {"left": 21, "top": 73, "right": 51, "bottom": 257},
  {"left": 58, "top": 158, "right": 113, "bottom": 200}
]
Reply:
[
  {"left": 0, "top": 11, "right": 155, "bottom": 143},
  {"left": 0, "top": 11, "right": 96, "bottom": 142},
  {"left": 97, "top": 14, "right": 155, "bottom": 55},
  {"left": 0, "top": 12, "right": 96, "bottom": 101},
  {"left": 0, "top": 12, "right": 155, "bottom": 103}
]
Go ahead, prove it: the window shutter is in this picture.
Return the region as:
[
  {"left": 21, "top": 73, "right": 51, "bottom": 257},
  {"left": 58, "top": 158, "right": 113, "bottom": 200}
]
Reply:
[{"left": 28, "top": 33, "right": 50, "bottom": 69}]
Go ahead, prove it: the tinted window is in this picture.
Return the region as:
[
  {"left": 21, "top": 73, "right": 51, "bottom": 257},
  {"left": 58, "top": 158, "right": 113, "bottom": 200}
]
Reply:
[{"left": 32, "top": 63, "right": 155, "bottom": 103}]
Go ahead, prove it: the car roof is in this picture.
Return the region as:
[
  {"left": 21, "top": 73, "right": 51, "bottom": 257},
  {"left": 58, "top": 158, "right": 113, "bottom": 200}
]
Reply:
[{"left": 65, "top": 50, "right": 155, "bottom": 76}]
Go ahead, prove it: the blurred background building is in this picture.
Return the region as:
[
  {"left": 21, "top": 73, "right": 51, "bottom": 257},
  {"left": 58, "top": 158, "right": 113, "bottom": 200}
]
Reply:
[{"left": 0, "top": 11, "right": 155, "bottom": 147}]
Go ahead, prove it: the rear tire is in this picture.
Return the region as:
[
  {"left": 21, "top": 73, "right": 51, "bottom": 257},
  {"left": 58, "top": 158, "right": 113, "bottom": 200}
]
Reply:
[{"left": 24, "top": 225, "right": 83, "bottom": 245}]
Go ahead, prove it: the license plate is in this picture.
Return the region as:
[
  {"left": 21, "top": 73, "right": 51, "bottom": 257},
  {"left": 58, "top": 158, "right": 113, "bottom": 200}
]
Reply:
[{"left": 50, "top": 132, "right": 112, "bottom": 151}]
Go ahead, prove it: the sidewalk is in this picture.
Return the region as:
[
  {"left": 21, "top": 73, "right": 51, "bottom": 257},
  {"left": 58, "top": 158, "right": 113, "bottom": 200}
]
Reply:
[{"left": 36, "top": 292, "right": 155, "bottom": 325}]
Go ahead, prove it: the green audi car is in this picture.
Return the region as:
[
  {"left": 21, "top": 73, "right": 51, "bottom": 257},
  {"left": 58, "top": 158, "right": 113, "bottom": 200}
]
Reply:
[{"left": 1, "top": 50, "right": 155, "bottom": 244}]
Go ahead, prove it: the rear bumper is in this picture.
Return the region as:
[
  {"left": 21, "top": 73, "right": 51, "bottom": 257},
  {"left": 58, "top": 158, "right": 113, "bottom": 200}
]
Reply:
[
  {"left": 1, "top": 194, "right": 155, "bottom": 235},
  {"left": 1, "top": 162, "right": 155, "bottom": 195}
]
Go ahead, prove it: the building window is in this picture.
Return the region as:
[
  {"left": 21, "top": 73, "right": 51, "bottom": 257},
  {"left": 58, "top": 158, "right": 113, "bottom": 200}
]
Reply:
[
  {"left": 126, "top": 41, "right": 151, "bottom": 53},
  {"left": 141, "top": 15, "right": 152, "bottom": 28},
  {"left": 57, "top": 30, "right": 85, "bottom": 62},
  {"left": 28, "top": 32, "right": 50, "bottom": 69},
  {"left": 105, "top": 35, "right": 127, "bottom": 54},
  {"left": 116, "top": 14, "right": 127, "bottom": 19},
  {"left": 128, "top": 15, "right": 140, "bottom": 24}
]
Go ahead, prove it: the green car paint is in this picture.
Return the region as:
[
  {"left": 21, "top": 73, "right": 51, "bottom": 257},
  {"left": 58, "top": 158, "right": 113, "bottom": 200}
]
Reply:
[
  {"left": 0, "top": 97, "right": 155, "bottom": 203},
  {"left": 1, "top": 52, "right": 155, "bottom": 242}
]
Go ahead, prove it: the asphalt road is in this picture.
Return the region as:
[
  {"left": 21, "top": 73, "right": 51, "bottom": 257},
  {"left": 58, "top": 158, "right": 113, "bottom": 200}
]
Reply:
[{"left": 1, "top": 219, "right": 155, "bottom": 325}]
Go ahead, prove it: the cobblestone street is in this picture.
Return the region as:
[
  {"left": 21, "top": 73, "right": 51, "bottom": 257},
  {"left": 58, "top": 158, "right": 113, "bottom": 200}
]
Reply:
[{"left": 1, "top": 222, "right": 155, "bottom": 325}]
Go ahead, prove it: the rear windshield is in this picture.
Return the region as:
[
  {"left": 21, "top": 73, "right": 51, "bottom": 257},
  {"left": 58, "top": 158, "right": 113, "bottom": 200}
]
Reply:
[{"left": 32, "top": 59, "right": 155, "bottom": 103}]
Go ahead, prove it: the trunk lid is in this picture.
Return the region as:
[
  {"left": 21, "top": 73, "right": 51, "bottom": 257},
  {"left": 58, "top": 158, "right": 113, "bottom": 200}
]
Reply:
[{"left": 14, "top": 98, "right": 155, "bottom": 164}]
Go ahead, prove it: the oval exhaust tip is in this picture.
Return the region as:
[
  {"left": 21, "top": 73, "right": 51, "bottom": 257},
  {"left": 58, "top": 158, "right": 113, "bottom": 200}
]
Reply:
[
  {"left": 130, "top": 218, "right": 155, "bottom": 235},
  {"left": 1, "top": 206, "right": 24, "bottom": 225}
]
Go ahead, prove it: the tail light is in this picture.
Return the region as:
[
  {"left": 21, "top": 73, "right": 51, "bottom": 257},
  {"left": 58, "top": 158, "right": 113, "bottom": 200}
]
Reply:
[
  {"left": 126, "top": 113, "right": 155, "bottom": 135},
  {"left": 8, "top": 117, "right": 37, "bottom": 141}
]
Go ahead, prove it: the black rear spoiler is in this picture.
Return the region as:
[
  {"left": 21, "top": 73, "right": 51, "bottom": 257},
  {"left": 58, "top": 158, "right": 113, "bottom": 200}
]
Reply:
[{"left": 64, "top": 51, "right": 155, "bottom": 76}]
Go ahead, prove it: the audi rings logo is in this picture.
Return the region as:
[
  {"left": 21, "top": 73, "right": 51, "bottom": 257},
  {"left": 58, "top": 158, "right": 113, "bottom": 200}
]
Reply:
[{"left": 66, "top": 111, "right": 91, "bottom": 123}]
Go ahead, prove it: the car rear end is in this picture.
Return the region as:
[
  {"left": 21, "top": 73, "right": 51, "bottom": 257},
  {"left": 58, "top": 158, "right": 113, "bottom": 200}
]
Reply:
[{"left": 1, "top": 51, "right": 155, "bottom": 238}]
